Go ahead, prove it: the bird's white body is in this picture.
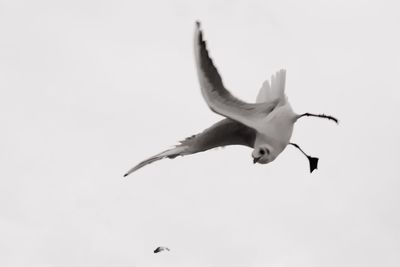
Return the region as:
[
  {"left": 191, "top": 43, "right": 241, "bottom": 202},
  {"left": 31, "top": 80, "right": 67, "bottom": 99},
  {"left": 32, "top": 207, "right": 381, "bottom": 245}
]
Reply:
[
  {"left": 251, "top": 67, "right": 296, "bottom": 164},
  {"left": 254, "top": 103, "right": 296, "bottom": 163}
]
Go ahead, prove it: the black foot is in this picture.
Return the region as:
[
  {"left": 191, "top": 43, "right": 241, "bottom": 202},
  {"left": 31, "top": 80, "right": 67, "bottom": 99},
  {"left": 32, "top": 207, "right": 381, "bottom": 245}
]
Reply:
[{"left": 307, "top": 156, "right": 319, "bottom": 173}]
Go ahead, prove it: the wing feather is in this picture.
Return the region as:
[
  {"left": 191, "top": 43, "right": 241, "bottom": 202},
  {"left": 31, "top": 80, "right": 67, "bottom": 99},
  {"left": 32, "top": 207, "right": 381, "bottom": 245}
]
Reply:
[
  {"left": 194, "top": 22, "right": 278, "bottom": 131},
  {"left": 123, "top": 119, "right": 256, "bottom": 176}
]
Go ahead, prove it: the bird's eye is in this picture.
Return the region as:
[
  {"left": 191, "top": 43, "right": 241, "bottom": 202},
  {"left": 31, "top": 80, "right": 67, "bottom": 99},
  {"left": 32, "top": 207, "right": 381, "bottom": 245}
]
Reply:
[{"left": 259, "top": 149, "right": 265, "bottom": 155}]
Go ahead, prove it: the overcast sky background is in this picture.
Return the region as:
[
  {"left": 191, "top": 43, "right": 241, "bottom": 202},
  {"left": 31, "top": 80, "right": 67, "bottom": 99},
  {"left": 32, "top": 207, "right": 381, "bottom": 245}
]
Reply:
[{"left": 1, "top": 0, "right": 399, "bottom": 266}]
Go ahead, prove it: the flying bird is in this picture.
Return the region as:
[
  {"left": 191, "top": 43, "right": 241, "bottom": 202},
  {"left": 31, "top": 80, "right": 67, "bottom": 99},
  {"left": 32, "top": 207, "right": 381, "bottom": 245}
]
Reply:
[
  {"left": 124, "top": 21, "right": 338, "bottom": 177},
  {"left": 154, "top": 246, "right": 170, "bottom": 253}
]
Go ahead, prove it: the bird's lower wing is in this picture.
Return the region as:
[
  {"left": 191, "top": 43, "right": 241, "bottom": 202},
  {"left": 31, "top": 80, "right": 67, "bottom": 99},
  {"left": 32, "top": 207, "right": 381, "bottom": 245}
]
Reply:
[
  {"left": 123, "top": 146, "right": 186, "bottom": 177},
  {"left": 123, "top": 119, "right": 256, "bottom": 176},
  {"left": 194, "top": 22, "right": 278, "bottom": 132}
]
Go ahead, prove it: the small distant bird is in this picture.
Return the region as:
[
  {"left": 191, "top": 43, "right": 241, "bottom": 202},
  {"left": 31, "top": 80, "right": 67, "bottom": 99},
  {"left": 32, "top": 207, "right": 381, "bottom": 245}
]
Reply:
[
  {"left": 154, "top": 246, "right": 170, "bottom": 253},
  {"left": 123, "top": 21, "right": 338, "bottom": 177}
]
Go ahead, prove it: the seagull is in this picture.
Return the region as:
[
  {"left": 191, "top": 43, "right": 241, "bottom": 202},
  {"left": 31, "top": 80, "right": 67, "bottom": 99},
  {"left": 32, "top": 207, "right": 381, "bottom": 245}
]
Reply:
[
  {"left": 154, "top": 246, "right": 170, "bottom": 253},
  {"left": 123, "top": 21, "right": 338, "bottom": 177}
]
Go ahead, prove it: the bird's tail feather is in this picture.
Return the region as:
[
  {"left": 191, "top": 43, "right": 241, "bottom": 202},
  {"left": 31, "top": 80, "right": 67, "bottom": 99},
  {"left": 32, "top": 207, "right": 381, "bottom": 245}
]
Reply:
[
  {"left": 256, "top": 69, "right": 286, "bottom": 103},
  {"left": 123, "top": 145, "right": 188, "bottom": 177}
]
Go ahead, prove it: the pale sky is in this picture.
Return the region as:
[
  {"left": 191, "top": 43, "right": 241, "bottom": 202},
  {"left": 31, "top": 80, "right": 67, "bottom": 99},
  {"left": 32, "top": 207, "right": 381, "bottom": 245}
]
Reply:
[{"left": 0, "top": 0, "right": 399, "bottom": 266}]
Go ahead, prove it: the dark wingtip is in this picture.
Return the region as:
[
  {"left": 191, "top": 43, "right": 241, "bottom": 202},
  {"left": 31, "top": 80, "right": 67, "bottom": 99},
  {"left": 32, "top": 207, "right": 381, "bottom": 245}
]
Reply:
[
  {"left": 325, "top": 114, "right": 339, "bottom": 124},
  {"left": 195, "top": 20, "right": 203, "bottom": 43},
  {"left": 308, "top": 156, "right": 319, "bottom": 173}
]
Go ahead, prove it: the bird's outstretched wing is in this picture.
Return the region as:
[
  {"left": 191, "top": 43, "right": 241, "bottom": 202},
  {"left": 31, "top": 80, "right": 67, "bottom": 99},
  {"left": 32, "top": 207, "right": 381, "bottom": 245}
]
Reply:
[
  {"left": 123, "top": 119, "right": 256, "bottom": 176},
  {"left": 194, "top": 21, "right": 278, "bottom": 131}
]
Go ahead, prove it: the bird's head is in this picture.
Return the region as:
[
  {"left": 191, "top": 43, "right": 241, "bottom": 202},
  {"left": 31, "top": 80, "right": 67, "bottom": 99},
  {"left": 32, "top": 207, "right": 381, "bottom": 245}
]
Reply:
[{"left": 252, "top": 144, "right": 274, "bottom": 164}]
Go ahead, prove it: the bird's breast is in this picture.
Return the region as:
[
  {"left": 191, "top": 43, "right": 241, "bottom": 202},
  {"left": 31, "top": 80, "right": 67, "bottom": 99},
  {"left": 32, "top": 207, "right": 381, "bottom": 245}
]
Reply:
[{"left": 258, "top": 104, "right": 296, "bottom": 152}]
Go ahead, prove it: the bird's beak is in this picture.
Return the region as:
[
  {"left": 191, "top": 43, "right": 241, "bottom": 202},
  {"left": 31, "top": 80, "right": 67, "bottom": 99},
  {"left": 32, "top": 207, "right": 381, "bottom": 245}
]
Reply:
[{"left": 253, "top": 157, "right": 260, "bottom": 164}]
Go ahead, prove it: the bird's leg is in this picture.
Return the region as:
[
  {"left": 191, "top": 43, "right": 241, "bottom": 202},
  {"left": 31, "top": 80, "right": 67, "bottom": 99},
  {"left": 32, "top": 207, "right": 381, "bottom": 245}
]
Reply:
[
  {"left": 289, "top": 143, "right": 319, "bottom": 173},
  {"left": 296, "top": 113, "right": 339, "bottom": 124}
]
